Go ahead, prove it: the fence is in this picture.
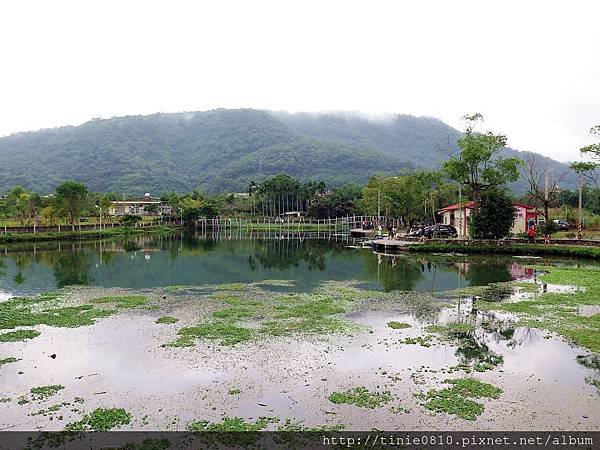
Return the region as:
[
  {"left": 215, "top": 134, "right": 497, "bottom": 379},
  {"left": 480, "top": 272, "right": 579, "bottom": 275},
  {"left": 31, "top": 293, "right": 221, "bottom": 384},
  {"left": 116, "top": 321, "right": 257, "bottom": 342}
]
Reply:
[
  {"left": 194, "top": 215, "right": 395, "bottom": 232},
  {"left": 0, "top": 221, "right": 159, "bottom": 235}
]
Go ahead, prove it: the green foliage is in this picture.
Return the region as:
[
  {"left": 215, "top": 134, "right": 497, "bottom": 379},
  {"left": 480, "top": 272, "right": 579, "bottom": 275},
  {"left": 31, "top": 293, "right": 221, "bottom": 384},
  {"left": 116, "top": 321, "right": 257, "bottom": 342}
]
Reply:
[
  {"left": 443, "top": 114, "right": 522, "bottom": 212},
  {"left": 361, "top": 171, "right": 451, "bottom": 227},
  {"left": 55, "top": 180, "right": 89, "bottom": 227},
  {"left": 65, "top": 407, "right": 132, "bottom": 431},
  {"left": 469, "top": 189, "right": 515, "bottom": 239},
  {"left": 328, "top": 387, "right": 392, "bottom": 408},
  {"left": 0, "top": 110, "right": 567, "bottom": 195},
  {"left": 121, "top": 214, "right": 142, "bottom": 227}
]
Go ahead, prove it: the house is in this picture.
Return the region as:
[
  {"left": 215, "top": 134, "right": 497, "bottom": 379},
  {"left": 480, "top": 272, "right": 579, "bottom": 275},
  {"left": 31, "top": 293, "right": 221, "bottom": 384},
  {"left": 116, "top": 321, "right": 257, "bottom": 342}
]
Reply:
[
  {"left": 437, "top": 201, "right": 538, "bottom": 237},
  {"left": 108, "top": 193, "right": 172, "bottom": 217}
]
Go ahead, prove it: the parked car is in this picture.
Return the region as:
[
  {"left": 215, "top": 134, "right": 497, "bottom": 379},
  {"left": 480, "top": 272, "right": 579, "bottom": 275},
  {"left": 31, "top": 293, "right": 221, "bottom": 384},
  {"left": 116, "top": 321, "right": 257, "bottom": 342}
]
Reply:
[
  {"left": 553, "top": 219, "right": 570, "bottom": 231},
  {"left": 424, "top": 224, "right": 458, "bottom": 238},
  {"left": 407, "top": 224, "right": 458, "bottom": 238}
]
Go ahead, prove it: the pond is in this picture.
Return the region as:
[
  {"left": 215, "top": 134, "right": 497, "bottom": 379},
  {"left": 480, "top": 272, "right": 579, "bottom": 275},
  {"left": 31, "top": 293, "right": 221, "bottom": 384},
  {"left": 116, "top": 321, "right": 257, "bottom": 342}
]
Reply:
[
  {"left": 0, "top": 231, "right": 598, "bottom": 435},
  {"left": 0, "top": 231, "right": 590, "bottom": 298}
]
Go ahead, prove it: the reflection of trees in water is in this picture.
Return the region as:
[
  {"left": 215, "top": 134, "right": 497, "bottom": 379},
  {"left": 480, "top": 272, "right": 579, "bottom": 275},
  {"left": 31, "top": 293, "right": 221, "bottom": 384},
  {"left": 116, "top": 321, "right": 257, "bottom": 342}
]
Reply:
[
  {"left": 53, "top": 250, "right": 93, "bottom": 287},
  {"left": 464, "top": 259, "right": 512, "bottom": 286},
  {"left": 362, "top": 254, "right": 424, "bottom": 291},
  {"left": 167, "top": 234, "right": 218, "bottom": 259},
  {"left": 249, "top": 239, "right": 339, "bottom": 271},
  {"left": 455, "top": 336, "right": 503, "bottom": 367},
  {"left": 13, "top": 254, "right": 34, "bottom": 285}
]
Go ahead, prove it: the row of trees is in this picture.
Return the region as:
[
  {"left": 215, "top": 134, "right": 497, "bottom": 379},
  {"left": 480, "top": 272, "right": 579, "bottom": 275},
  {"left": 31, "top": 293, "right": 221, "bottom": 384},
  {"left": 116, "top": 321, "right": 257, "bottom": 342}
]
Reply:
[
  {"left": 2, "top": 117, "right": 598, "bottom": 239},
  {"left": 0, "top": 181, "right": 95, "bottom": 230}
]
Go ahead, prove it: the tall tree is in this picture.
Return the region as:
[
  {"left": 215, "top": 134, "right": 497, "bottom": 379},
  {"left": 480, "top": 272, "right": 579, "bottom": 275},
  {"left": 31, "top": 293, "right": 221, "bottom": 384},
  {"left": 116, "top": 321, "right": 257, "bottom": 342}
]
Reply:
[
  {"left": 443, "top": 114, "right": 521, "bottom": 216},
  {"left": 55, "top": 181, "right": 89, "bottom": 231},
  {"left": 521, "top": 154, "right": 566, "bottom": 230}
]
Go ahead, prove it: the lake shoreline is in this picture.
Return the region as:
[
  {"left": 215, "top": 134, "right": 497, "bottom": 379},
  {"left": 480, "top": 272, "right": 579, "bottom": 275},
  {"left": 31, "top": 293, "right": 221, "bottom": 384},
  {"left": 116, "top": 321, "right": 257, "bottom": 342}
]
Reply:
[
  {"left": 0, "top": 225, "right": 178, "bottom": 244},
  {"left": 408, "top": 241, "right": 600, "bottom": 259}
]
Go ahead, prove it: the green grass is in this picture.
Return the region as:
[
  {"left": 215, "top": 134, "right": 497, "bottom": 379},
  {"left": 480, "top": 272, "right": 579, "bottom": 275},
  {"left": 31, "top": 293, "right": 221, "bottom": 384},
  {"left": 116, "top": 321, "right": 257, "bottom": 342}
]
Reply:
[
  {"left": 400, "top": 336, "right": 433, "bottom": 347},
  {"left": 170, "top": 323, "right": 254, "bottom": 347},
  {"left": 227, "top": 388, "right": 241, "bottom": 395},
  {"left": 155, "top": 316, "right": 179, "bottom": 324},
  {"left": 0, "top": 357, "right": 20, "bottom": 365},
  {"left": 65, "top": 407, "right": 132, "bottom": 431},
  {"left": 421, "top": 378, "right": 502, "bottom": 420},
  {"left": 387, "top": 321, "right": 411, "bottom": 329},
  {"left": 212, "top": 307, "right": 255, "bottom": 320},
  {"left": 0, "top": 226, "right": 175, "bottom": 244},
  {"left": 328, "top": 387, "right": 392, "bottom": 409},
  {"left": 475, "top": 266, "right": 600, "bottom": 353},
  {"left": 410, "top": 242, "right": 600, "bottom": 259},
  {"left": 30, "top": 385, "right": 65, "bottom": 401},
  {"left": 91, "top": 296, "right": 148, "bottom": 309},
  {"left": 186, "top": 416, "right": 276, "bottom": 446},
  {"left": 0, "top": 329, "right": 40, "bottom": 342},
  {"left": 0, "top": 294, "right": 116, "bottom": 330},
  {"left": 168, "top": 289, "right": 356, "bottom": 347}
]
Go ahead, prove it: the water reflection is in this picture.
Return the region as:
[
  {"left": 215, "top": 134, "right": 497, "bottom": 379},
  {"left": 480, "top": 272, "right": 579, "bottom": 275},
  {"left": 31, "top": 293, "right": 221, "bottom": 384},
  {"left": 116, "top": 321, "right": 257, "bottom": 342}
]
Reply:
[{"left": 0, "top": 232, "right": 592, "bottom": 298}]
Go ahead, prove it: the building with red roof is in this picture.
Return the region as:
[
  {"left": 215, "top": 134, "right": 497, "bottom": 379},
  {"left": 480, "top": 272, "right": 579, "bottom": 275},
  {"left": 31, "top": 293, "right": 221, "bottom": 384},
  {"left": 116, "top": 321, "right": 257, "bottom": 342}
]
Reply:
[{"left": 438, "top": 201, "right": 538, "bottom": 237}]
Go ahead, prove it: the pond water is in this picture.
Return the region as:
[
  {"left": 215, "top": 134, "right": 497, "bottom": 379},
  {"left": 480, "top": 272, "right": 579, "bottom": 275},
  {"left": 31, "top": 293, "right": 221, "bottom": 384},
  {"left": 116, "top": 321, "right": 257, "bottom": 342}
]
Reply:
[
  {"left": 0, "top": 231, "right": 599, "bottom": 432},
  {"left": 0, "top": 231, "right": 593, "bottom": 298}
]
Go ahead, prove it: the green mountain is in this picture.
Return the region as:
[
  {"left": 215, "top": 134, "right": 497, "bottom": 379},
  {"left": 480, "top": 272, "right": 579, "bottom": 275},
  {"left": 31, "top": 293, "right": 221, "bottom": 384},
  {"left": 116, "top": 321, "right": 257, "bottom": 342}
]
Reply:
[{"left": 0, "top": 109, "right": 576, "bottom": 194}]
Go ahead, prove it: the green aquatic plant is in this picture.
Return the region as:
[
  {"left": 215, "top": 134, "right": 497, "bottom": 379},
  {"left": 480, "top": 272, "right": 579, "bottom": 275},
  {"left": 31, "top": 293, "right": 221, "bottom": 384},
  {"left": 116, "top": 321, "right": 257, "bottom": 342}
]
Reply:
[
  {"left": 212, "top": 307, "right": 255, "bottom": 321},
  {"left": 65, "top": 407, "right": 132, "bottom": 431},
  {"left": 420, "top": 378, "right": 502, "bottom": 420},
  {"left": 400, "top": 336, "right": 433, "bottom": 347},
  {"left": 387, "top": 321, "right": 411, "bottom": 329},
  {"left": 171, "top": 323, "right": 254, "bottom": 347},
  {"left": 155, "top": 316, "right": 178, "bottom": 324},
  {"left": 0, "top": 329, "right": 40, "bottom": 342},
  {"left": 30, "top": 385, "right": 65, "bottom": 401},
  {"left": 0, "top": 357, "right": 20, "bottom": 365},
  {"left": 0, "top": 293, "right": 115, "bottom": 330},
  {"left": 91, "top": 296, "right": 148, "bottom": 309},
  {"left": 328, "top": 387, "right": 392, "bottom": 409}
]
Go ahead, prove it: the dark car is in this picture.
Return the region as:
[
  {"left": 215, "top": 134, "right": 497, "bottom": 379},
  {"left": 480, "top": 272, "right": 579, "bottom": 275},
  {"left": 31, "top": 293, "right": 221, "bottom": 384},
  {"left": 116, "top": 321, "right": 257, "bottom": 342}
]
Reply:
[
  {"left": 553, "top": 219, "right": 570, "bottom": 231},
  {"left": 424, "top": 224, "right": 458, "bottom": 238}
]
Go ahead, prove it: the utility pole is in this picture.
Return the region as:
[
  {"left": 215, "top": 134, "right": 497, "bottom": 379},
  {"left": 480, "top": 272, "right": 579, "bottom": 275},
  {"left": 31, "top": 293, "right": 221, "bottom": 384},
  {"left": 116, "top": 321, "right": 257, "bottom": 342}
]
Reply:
[
  {"left": 377, "top": 189, "right": 381, "bottom": 222},
  {"left": 578, "top": 172, "right": 583, "bottom": 240}
]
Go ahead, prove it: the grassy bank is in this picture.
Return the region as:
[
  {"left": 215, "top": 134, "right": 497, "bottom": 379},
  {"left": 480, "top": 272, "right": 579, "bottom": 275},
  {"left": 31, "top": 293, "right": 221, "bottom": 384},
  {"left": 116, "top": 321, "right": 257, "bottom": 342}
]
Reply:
[
  {"left": 408, "top": 242, "right": 600, "bottom": 259},
  {"left": 0, "top": 225, "right": 177, "bottom": 244},
  {"left": 473, "top": 266, "right": 600, "bottom": 353}
]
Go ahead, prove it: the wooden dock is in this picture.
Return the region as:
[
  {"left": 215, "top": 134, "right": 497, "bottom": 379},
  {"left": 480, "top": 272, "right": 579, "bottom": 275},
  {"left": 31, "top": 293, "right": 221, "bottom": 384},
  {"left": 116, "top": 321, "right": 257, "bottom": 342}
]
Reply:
[
  {"left": 349, "top": 228, "right": 373, "bottom": 238},
  {"left": 371, "top": 239, "right": 416, "bottom": 253}
]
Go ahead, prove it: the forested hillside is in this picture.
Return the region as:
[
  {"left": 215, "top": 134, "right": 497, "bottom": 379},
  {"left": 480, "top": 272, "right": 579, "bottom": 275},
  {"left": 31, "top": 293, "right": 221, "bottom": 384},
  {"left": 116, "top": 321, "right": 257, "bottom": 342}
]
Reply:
[{"left": 0, "top": 109, "right": 576, "bottom": 194}]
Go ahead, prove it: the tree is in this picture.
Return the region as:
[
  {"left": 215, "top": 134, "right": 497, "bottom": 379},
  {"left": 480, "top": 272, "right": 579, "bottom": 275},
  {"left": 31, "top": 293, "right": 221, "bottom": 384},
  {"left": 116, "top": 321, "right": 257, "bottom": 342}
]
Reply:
[
  {"left": 580, "top": 125, "right": 600, "bottom": 158},
  {"left": 469, "top": 189, "right": 515, "bottom": 239},
  {"left": 443, "top": 114, "right": 521, "bottom": 216},
  {"left": 570, "top": 161, "right": 597, "bottom": 238},
  {"left": 521, "top": 154, "right": 566, "bottom": 231},
  {"left": 360, "top": 172, "right": 453, "bottom": 228},
  {"left": 55, "top": 181, "right": 89, "bottom": 231}
]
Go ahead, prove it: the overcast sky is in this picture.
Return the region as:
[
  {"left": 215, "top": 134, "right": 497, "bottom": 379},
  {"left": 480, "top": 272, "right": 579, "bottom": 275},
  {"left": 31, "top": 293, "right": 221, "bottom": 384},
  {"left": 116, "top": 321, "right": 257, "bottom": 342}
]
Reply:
[{"left": 1, "top": 0, "right": 598, "bottom": 162}]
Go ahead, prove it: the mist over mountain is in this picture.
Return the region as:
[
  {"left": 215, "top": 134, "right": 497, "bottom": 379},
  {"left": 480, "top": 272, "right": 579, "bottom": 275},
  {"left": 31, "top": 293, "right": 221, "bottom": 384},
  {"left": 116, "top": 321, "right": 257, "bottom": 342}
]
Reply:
[{"left": 0, "top": 109, "right": 577, "bottom": 195}]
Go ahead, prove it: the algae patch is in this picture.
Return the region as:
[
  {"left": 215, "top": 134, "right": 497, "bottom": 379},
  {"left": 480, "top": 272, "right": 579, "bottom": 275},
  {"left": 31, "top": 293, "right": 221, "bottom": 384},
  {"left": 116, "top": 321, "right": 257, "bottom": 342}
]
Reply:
[
  {"left": 65, "top": 407, "right": 132, "bottom": 431},
  {"left": 419, "top": 378, "right": 502, "bottom": 420},
  {"left": 328, "top": 387, "right": 392, "bottom": 409}
]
